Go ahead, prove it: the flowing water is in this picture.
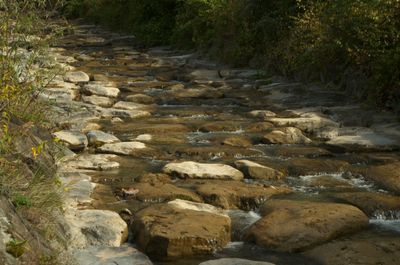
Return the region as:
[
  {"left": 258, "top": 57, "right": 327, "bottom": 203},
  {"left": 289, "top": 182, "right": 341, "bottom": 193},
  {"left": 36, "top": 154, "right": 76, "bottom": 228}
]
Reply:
[{"left": 55, "top": 22, "right": 400, "bottom": 265}]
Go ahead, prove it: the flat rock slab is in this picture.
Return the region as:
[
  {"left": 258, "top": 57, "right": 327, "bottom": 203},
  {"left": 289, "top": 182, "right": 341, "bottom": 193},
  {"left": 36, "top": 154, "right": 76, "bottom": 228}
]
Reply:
[
  {"left": 163, "top": 161, "right": 244, "bottom": 180},
  {"left": 200, "top": 258, "right": 275, "bottom": 265},
  {"left": 82, "top": 83, "right": 120, "bottom": 98},
  {"left": 113, "top": 101, "right": 152, "bottom": 110},
  {"left": 87, "top": 130, "right": 120, "bottom": 147},
  {"left": 82, "top": 95, "right": 114, "bottom": 107},
  {"left": 59, "top": 154, "right": 120, "bottom": 172},
  {"left": 327, "top": 131, "right": 399, "bottom": 151},
  {"left": 53, "top": 130, "right": 88, "bottom": 151},
  {"left": 234, "top": 160, "right": 284, "bottom": 180},
  {"left": 72, "top": 245, "right": 153, "bottom": 265},
  {"left": 366, "top": 162, "right": 400, "bottom": 194},
  {"left": 131, "top": 199, "right": 230, "bottom": 258},
  {"left": 65, "top": 209, "right": 128, "bottom": 249},
  {"left": 61, "top": 173, "right": 94, "bottom": 206},
  {"left": 245, "top": 199, "right": 369, "bottom": 252},
  {"left": 262, "top": 127, "right": 311, "bottom": 144},
  {"left": 188, "top": 180, "right": 292, "bottom": 210},
  {"left": 64, "top": 71, "right": 90, "bottom": 83},
  {"left": 100, "top": 108, "right": 151, "bottom": 119},
  {"left": 97, "top": 141, "right": 146, "bottom": 155}
]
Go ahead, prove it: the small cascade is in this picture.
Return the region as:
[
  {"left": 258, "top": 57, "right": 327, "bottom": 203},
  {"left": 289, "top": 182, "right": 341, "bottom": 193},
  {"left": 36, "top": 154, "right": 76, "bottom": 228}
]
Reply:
[{"left": 370, "top": 210, "right": 400, "bottom": 233}]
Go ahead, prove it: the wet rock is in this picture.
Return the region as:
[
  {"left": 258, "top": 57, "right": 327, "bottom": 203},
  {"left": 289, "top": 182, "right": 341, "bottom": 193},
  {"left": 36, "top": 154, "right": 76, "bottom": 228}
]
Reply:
[
  {"left": 97, "top": 141, "right": 146, "bottom": 155},
  {"left": 189, "top": 180, "right": 291, "bottom": 210},
  {"left": 222, "top": 136, "right": 252, "bottom": 148},
  {"left": 366, "top": 162, "right": 400, "bottom": 194},
  {"left": 65, "top": 209, "right": 128, "bottom": 249},
  {"left": 304, "top": 234, "right": 400, "bottom": 265},
  {"left": 82, "top": 95, "right": 114, "bottom": 107},
  {"left": 64, "top": 71, "right": 90, "bottom": 83},
  {"left": 245, "top": 122, "right": 274, "bottom": 133},
  {"left": 53, "top": 130, "right": 88, "bottom": 151},
  {"left": 87, "top": 130, "right": 120, "bottom": 147},
  {"left": 234, "top": 160, "right": 284, "bottom": 180},
  {"left": 122, "top": 182, "right": 202, "bottom": 203},
  {"left": 287, "top": 158, "right": 350, "bottom": 176},
  {"left": 61, "top": 173, "right": 94, "bottom": 207},
  {"left": 100, "top": 108, "right": 151, "bottom": 119},
  {"left": 59, "top": 154, "right": 119, "bottom": 172},
  {"left": 82, "top": 122, "right": 102, "bottom": 133},
  {"left": 271, "top": 146, "right": 331, "bottom": 158},
  {"left": 199, "top": 122, "right": 245, "bottom": 133},
  {"left": 82, "top": 83, "right": 120, "bottom": 98},
  {"left": 305, "top": 175, "right": 354, "bottom": 190},
  {"left": 131, "top": 200, "right": 231, "bottom": 258},
  {"left": 199, "top": 258, "right": 275, "bottom": 265},
  {"left": 262, "top": 127, "right": 311, "bottom": 144},
  {"left": 113, "top": 101, "right": 152, "bottom": 110},
  {"left": 136, "top": 173, "right": 172, "bottom": 184},
  {"left": 163, "top": 161, "right": 244, "bottom": 180},
  {"left": 245, "top": 199, "right": 369, "bottom": 252},
  {"left": 327, "top": 129, "right": 399, "bottom": 151},
  {"left": 72, "top": 245, "right": 153, "bottom": 265},
  {"left": 329, "top": 191, "right": 400, "bottom": 216},
  {"left": 249, "top": 110, "right": 277, "bottom": 119},
  {"left": 125, "top": 94, "right": 155, "bottom": 104}
]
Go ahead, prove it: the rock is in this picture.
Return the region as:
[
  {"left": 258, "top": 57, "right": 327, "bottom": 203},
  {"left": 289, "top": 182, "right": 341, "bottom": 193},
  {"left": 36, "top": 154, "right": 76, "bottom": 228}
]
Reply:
[
  {"left": 64, "top": 71, "right": 90, "bottom": 83},
  {"left": 249, "top": 110, "right": 277, "bottom": 119},
  {"left": 87, "top": 130, "right": 120, "bottom": 147},
  {"left": 123, "top": 182, "right": 202, "bottom": 203},
  {"left": 61, "top": 173, "right": 94, "bottom": 207},
  {"left": 59, "top": 154, "right": 119, "bottom": 172},
  {"left": 245, "top": 122, "right": 274, "bottom": 133},
  {"left": 65, "top": 209, "right": 128, "bottom": 249},
  {"left": 222, "top": 136, "right": 252, "bottom": 148},
  {"left": 326, "top": 129, "right": 399, "bottom": 151},
  {"left": 72, "top": 245, "right": 153, "bottom": 265},
  {"left": 199, "top": 122, "right": 243, "bottom": 133},
  {"left": 262, "top": 127, "right": 311, "bottom": 144},
  {"left": 100, "top": 108, "right": 151, "bottom": 119},
  {"left": 111, "top": 117, "right": 124, "bottom": 124},
  {"left": 135, "top": 134, "right": 152, "bottom": 141},
  {"left": 199, "top": 258, "right": 275, "bottom": 265},
  {"left": 163, "top": 161, "right": 244, "bottom": 180},
  {"left": 82, "top": 83, "right": 120, "bottom": 98},
  {"left": 287, "top": 158, "right": 350, "bottom": 176},
  {"left": 304, "top": 233, "right": 400, "bottom": 265},
  {"left": 329, "top": 191, "right": 400, "bottom": 216},
  {"left": 131, "top": 200, "right": 230, "bottom": 258},
  {"left": 244, "top": 200, "right": 369, "bottom": 252},
  {"left": 267, "top": 111, "right": 339, "bottom": 134},
  {"left": 97, "top": 141, "right": 146, "bottom": 155},
  {"left": 234, "top": 160, "right": 284, "bottom": 180},
  {"left": 125, "top": 94, "right": 155, "bottom": 104},
  {"left": 365, "top": 162, "right": 400, "bottom": 194},
  {"left": 53, "top": 130, "right": 88, "bottom": 151},
  {"left": 82, "top": 122, "right": 102, "bottom": 133},
  {"left": 113, "top": 101, "right": 151, "bottom": 110},
  {"left": 82, "top": 95, "right": 114, "bottom": 107},
  {"left": 190, "top": 180, "right": 291, "bottom": 210}
]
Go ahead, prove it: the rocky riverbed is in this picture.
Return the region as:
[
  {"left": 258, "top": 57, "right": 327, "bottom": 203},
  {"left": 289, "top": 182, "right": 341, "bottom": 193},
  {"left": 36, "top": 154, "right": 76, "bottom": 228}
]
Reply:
[{"left": 45, "top": 22, "right": 400, "bottom": 265}]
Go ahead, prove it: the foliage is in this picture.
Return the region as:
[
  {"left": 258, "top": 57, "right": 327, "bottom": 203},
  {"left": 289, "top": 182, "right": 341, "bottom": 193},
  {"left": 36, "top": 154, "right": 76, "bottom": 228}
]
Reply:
[
  {"left": 64, "top": 0, "right": 400, "bottom": 108},
  {"left": 6, "top": 239, "right": 27, "bottom": 258}
]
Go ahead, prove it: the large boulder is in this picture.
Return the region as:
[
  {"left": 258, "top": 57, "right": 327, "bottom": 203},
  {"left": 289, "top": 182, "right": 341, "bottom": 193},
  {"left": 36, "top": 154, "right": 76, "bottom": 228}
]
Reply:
[
  {"left": 97, "top": 142, "right": 146, "bottom": 155},
  {"left": 53, "top": 130, "right": 88, "bottom": 151},
  {"left": 244, "top": 199, "right": 369, "bottom": 252},
  {"left": 87, "top": 130, "right": 120, "bottom": 147},
  {"left": 365, "top": 162, "right": 400, "bottom": 194},
  {"left": 131, "top": 200, "right": 231, "bottom": 258},
  {"left": 163, "top": 161, "right": 244, "bottom": 180},
  {"left": 262, "top": 127, "right": 311, "bottom": 144},
  {"left": 234, "top": 160, "right": 284, "bottom": 180},
  {"left": 200, "top": 258, "right": 275, "bottom": 265},
  {"left": 188, "top": 180, "right": 291, "bottom": 210}
]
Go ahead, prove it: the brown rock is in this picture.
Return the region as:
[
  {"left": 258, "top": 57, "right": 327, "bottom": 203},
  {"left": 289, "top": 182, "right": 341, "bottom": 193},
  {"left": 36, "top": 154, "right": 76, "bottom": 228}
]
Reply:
[
  {"left": 262, "top": 127, "right": 311, "bottom": 144},
  {"left": 245, "top": 199, "right": 369, "bottom": 252},
  {"left": 234, "top": 160, "right": 285, "bottom": 180},
  {"left": 222, "top": 136, "right": 252, "bottom": 148},
  {"left": 287, "top": 158, "right": 350, "bottom": 176},
  {"left": 189, "top": 180, "right": 291, "bottom": 210},
  {"left": 131, "top": 200, "right": 231, "bottom": 258},
  {"left": 366, "top": 162, "right": 400, "bottom": 194}
]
